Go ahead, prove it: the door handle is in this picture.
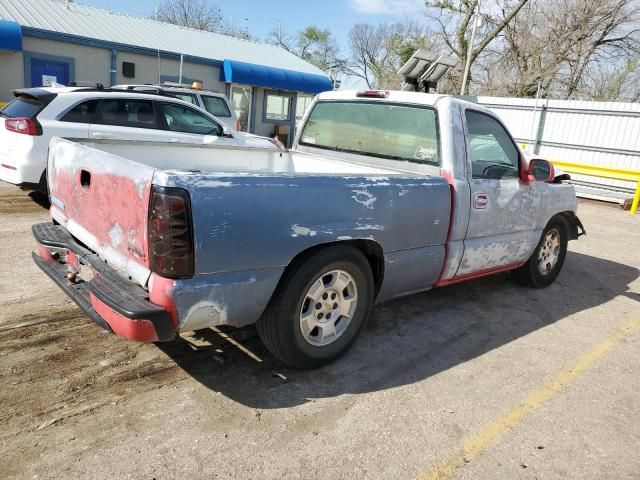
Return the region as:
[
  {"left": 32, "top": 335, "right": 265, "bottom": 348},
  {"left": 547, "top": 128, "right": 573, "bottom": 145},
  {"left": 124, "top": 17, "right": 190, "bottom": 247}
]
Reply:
[
  {"left": 473, "top": 193, "right": 489, "bottom": 209},
  {"left": 91, "top": 132, "right": 112, "bottom": 139}
]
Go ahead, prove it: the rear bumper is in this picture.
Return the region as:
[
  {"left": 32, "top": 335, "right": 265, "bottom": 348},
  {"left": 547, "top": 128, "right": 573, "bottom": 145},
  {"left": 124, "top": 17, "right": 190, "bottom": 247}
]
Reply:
[{"left": 32, "top": 222, "right": 176, "bottom": 342}]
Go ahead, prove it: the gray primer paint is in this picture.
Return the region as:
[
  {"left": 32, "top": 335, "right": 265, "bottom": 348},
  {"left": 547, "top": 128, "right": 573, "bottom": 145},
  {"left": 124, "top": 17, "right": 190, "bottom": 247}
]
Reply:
[{"left": 161, "top": 173, "right": 451, "bottom": 329}]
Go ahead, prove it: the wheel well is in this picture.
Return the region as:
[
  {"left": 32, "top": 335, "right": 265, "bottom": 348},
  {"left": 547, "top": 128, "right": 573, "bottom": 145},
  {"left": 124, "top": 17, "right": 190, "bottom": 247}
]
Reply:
[
  {"left": 282, "top": 240, "right": 385, "bottom": 300},
  {"left": 555, "top": 211, "right": 582, "bottom": 240}
]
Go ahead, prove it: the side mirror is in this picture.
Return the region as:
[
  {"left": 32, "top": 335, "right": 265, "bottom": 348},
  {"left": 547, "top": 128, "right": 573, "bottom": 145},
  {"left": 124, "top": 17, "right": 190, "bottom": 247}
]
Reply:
[
  {"left": 528, "top": 158, "right": 555, "bottom": 182},
  {"left": 220, "top": 126, "right": 233, "bottom": 138}
]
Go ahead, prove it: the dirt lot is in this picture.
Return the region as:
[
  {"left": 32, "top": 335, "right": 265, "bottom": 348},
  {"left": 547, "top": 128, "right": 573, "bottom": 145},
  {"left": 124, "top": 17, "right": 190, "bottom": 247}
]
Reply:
[{"left": 1, "top": 180, "right": 639, "bottom": 480}]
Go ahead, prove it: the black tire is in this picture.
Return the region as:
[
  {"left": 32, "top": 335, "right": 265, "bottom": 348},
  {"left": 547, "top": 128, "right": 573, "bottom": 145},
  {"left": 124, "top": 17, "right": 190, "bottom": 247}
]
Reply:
[
  {"left": 257, "top": 246, "right": 374, "bottom": 369},
  {"left": 511, "top": 216, "right": 568, "bottom": 288}
]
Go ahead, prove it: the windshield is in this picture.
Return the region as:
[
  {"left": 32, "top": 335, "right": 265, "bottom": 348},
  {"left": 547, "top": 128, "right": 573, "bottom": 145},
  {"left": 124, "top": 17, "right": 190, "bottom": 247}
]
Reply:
[{"left": 299, "top": 101, "right": 440, "bottom": 164}]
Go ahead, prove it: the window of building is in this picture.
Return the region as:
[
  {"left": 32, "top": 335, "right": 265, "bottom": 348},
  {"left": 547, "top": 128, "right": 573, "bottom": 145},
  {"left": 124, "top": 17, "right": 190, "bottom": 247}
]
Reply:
[
  {"left": 158, "top": 103, "right": 221, "bottom": 136},
  {"left": 60, "top": 100, "right": 99, "bottom": 123},
  {"left": 465, "top": 110, "right": 519, "bottom": 179},
  {"left": 231, "top": 85, "right": 252, "bottom": 132},
  {"left": 264, "top": 92, "right": 291, "bottom": 122},
  {"left": 95, "top": 99, "right": 157, "bottom": 129}
]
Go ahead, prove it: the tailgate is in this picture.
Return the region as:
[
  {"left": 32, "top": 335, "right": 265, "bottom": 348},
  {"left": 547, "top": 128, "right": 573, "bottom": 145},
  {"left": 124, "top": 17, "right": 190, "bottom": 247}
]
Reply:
[{"left": 48, "top": 137, "right": 156, "bottom": 286}]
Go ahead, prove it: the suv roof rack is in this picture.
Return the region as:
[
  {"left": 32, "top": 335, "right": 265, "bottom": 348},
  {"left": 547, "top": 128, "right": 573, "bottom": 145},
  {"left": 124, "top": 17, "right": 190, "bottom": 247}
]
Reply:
[{"left": 69, "top": 81, "right": 104, "bottom": 89}]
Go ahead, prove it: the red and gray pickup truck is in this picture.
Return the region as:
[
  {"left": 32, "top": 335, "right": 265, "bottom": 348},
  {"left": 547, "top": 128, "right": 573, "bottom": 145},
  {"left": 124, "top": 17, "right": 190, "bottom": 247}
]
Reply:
[{"left": 32, "top": 90, "right": 585, "bottom": 368}]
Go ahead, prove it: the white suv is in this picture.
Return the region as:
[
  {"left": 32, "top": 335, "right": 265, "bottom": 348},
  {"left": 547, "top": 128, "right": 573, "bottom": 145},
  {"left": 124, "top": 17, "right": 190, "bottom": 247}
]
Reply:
[
  {"left": 0, "top": 86, "right": 280, "bottom": 191},
  {"left": 114, "top": 83, "right": 240, "bottom": 132}
]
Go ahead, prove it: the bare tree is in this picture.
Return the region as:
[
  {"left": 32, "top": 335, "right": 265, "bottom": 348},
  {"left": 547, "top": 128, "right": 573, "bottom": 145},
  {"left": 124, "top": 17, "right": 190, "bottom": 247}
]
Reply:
[
  {"left": 348, "top": 20, "right": 436, "bottom": 89},
  {"left": 267, "top": 24, "right": 296, "bottom": 52},
  {"left": 152, "top": 0, "right": 222, "bottom": 32},
  {"left": 483, "top": 0, "right": 640, "bottom": 99},
  {"left": 267, "top": 25, "right": 346, "bottom": 72},
  {"left": 425, "top": 0, "right": 530, "bottom": 94}
]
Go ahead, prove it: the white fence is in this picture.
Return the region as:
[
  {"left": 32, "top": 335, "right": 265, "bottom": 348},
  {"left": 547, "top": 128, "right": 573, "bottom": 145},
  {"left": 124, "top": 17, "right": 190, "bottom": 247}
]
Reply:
[{"left": 473, "top": 96, "right": 640, "bottom": 200}]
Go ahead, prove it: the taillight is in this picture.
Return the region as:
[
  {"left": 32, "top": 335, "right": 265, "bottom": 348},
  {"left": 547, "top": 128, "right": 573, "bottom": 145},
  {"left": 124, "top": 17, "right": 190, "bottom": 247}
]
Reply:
[
  {"left": 356, "top": 90, "right": 390, "bottom": 98},
  {"left": 236, "top": 120, "right": 241, "bottom": 131},
  {"left": 5, "top": 117, "right": 38, "bottom": 135},
  {"left": 148, "top": 186, "right": 194, "bottom": 279}
]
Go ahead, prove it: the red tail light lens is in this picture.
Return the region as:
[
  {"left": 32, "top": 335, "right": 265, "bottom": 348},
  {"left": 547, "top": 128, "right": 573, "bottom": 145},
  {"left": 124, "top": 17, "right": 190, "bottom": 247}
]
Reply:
[
  {"left": 148, "top": 186, "right": 194, "bottom": 279},
  {"left": 5, "top": 117, "right": 38, "bottom": 135},
  {"left": 236, "top": 120, "right": 242, "bottom": 131}
]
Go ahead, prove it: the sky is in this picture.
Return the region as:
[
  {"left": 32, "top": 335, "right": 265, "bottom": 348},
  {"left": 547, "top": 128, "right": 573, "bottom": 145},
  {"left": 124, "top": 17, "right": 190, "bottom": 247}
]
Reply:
[{"left": 74, "top": 0, "right": 427, "bottom": 53}]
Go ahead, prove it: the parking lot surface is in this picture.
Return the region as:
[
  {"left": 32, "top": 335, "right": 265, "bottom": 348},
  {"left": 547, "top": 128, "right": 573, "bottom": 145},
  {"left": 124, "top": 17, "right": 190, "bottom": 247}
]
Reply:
[{"left": 0, "top": 181, "right": 638, "bottom": 480}]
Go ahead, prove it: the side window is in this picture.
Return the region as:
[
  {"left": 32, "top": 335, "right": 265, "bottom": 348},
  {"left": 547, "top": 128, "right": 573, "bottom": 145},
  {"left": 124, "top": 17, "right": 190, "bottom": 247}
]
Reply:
[
  {"left": 60, "top": 100, "right": 99, "bottom": 123},
  {"left": 466, "top": 110, "right": 519, "bottom": 179},
  {"left": 201, "top": 95, "right": 231, "bottom": 117},
  {"left": 168, "top": 93, "right": 198, "bottom": 105},
  {"left": 158, "top": 103, "right": 221, "bottom": 136},
  {"left": 95, "top": 99, "right": 158, "bottom": 129}
]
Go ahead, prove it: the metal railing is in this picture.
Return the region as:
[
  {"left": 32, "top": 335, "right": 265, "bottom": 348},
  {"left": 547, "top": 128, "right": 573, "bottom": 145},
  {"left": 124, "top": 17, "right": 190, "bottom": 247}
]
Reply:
[{"left": 550, "top": 159, "right": 640, "bottom": 214}]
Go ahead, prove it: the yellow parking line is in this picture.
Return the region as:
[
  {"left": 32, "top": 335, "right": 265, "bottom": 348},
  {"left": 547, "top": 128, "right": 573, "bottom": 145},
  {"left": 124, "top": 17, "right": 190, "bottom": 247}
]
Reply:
[{"left": 420, "top": 315, "right": 640, "bottom": 480}]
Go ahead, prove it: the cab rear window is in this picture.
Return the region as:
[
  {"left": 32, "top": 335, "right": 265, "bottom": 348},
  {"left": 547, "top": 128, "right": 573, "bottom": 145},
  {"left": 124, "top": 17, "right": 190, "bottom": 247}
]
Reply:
[
  {"left": 300, "top": 100, "right": 440, "bottom": 165},
  {"left": 1, "top": 97, "right": 43, "bottom": 118}
]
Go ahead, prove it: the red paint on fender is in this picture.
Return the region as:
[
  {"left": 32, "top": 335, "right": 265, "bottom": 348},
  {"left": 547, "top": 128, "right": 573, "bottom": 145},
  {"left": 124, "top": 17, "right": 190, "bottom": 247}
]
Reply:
[
  {"left": 89, "top": 293, "right": 159, "bottom": 342},
  {"left": 148, "top": 273, "right": 178, "bottom": 327}
]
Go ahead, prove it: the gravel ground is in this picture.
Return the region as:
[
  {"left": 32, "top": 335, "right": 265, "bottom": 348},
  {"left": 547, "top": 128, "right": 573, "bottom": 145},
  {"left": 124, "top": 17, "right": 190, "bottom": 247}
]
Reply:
[{"left": 0, "top": 180, "right": 638, "bottom": 480}]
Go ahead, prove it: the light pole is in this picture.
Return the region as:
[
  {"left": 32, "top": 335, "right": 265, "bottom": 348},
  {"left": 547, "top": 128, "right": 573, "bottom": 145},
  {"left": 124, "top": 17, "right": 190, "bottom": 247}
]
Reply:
[{"left": 460, "top": 0, "right": 482, "bottom": 96}]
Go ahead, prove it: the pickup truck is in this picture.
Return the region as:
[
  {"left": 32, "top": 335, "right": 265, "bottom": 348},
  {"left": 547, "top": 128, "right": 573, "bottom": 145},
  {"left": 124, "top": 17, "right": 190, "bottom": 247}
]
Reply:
[{"left": 32, "top": 90, "right": 585, "bottom": 369}]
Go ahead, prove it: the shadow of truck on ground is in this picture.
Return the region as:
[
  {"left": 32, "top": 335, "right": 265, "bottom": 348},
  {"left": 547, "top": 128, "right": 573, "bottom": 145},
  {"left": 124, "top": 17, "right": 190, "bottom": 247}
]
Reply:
[{"left": 156, "top": 251, "right": 638, "bottom": 409}]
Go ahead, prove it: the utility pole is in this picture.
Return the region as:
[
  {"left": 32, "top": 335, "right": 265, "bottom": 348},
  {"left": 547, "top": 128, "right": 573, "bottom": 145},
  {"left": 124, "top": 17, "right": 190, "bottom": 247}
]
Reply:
[{"left": 460, "top": 0, "right": 481, "bottom": 96}]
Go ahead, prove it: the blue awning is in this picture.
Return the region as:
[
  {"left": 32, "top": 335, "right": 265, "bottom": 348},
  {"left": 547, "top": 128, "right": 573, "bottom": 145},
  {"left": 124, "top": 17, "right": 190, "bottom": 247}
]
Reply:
[
  {"left": 221, "top": 59, "right": 332, "bottom": 94},
  {"left": 0, "top": 20, "right": 22, "bottom": 52}
]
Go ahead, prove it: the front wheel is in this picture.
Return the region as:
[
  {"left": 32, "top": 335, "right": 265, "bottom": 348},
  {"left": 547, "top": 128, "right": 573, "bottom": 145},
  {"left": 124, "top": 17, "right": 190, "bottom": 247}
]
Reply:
[
  {"left": 257, "top": 246, "right": 374, "bottom": 369},
  {"left": 512, "top": 217, "right": 568, "bottom": 288}
]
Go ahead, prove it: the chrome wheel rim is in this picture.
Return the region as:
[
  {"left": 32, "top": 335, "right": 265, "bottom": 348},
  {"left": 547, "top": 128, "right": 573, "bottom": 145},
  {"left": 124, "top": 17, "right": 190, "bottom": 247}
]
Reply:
[
  {"left": 299, "top": 269, "right": 358, "bottom": 347},
  {"left": 538, "top": 228, "right": 561, "bottom": 275}
]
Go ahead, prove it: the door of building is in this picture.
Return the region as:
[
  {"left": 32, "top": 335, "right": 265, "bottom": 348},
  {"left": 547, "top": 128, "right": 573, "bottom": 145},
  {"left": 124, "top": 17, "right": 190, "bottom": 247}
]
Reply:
[{"left": 30, "top": 58, "right": 70, "bottom": 87}]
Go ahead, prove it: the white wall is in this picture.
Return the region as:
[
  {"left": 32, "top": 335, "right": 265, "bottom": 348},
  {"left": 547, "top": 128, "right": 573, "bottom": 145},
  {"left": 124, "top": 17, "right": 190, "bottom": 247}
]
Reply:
[
  {"left": 0, "top": 50, "right": 23, "bottom": 102},
  {"left": 115, "top": 52, "right": 224, "bottom": 92},
  {"left": 476, "top": 96, "right": 640, "bottom": 193},
  {"left": 23, "top": 37, "right": 111, "bottom": 86}
]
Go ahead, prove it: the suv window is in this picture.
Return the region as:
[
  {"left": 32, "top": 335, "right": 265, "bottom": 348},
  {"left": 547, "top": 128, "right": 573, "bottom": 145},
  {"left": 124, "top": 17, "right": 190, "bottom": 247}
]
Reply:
[
  {"left": 466, "top": 110, "right": 519, "bottom": 179},
  {"left": 201, "top": 95, "right": 231, "bottom": 117},
  {"left": 167, "top": 93, "right": 198, "bottom": 106},
  {"left": 95, "top": 99, "right": 158, "bottom": 129},
  {"left": 158, "top": 103, "right": 221, "bottom": 135},
  {"left": 60, "top": 100, "right": 99, "bottom": 123},
  {"left": 300, "top": 101, "right": 440, "bottom": 164},
  {"left": 1, "top": 97, "right": 43, "bottom": 118}
]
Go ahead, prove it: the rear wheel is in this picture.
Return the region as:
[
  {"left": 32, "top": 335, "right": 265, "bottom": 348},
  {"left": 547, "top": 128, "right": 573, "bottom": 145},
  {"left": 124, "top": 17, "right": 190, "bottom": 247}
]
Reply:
[
  {"left": 257, "top": 246, "right": 373, "bottom": 369},
  {"left": 512, "top": 217, "right": 568, "bottom": 288}
]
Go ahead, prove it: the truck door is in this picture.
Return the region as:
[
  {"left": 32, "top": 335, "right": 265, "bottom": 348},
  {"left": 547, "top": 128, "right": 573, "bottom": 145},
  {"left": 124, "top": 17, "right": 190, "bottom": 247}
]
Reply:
[{"left": 457, "top": 109, "right": 540, "bottom": 276}]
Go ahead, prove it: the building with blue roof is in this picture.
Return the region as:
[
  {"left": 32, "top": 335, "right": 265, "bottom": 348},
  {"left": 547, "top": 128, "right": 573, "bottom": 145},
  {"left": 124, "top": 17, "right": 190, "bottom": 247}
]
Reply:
[{"left": 0, "top": 0, "right": 333, "bottom": 140}]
